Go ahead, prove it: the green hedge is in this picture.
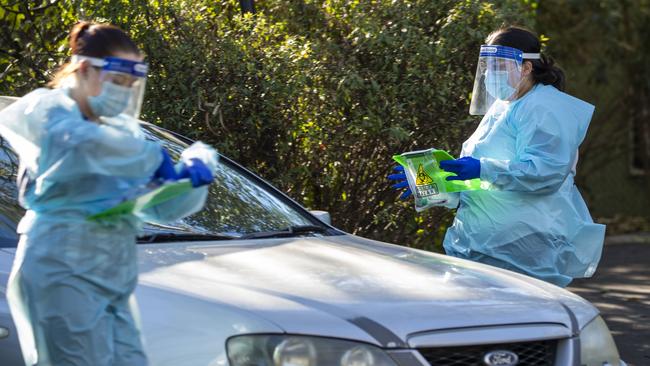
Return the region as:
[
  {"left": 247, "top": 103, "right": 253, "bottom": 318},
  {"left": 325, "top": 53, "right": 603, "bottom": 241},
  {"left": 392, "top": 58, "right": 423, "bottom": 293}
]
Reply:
[{"left": 0, "top": 1, "right": 534, "bottom": 250}]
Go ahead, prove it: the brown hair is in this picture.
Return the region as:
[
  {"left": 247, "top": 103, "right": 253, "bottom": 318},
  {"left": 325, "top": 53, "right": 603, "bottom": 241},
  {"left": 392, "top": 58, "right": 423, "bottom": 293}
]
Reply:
[
  {"left": 486, "top": 26, "right": 566, "bottom": 92},
  {"left": 48, "top": 21, "right": 141, "bottom": 87}
]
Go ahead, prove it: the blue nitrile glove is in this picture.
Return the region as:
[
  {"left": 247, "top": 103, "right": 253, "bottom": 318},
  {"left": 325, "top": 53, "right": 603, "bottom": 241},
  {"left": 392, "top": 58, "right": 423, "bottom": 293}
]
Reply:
[
  {"left": 387, "top": 165, "right": 412, "bottom": 200},
  {"left": 152, "top": 148, "right": 178, "bottom": 182},
  {"left": 439, "top": 156, "right": 481, "bottom": 181},
  {"left": 178, "top": 158, "right": 214, "bottom": 188}
]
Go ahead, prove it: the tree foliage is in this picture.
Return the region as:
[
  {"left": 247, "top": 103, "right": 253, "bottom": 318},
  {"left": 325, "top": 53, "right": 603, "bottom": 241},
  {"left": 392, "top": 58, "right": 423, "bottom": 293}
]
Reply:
[{"left": 1, "top": 1, "right": 534, "bottom": 250}]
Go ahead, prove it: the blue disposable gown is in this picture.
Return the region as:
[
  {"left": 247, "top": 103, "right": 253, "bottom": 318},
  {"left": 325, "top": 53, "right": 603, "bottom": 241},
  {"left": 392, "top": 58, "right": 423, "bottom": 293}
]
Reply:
[
  {"left": 443, "top": 84, "right": 605, "bottom": 287},
  {"left": 0, "top": 88, "right": 213, "bottom": 365}
]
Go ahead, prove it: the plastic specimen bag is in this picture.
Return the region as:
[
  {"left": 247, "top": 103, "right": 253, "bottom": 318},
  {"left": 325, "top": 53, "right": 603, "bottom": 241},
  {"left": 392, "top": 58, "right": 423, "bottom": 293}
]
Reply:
[
  {"left": 88, "top": 180, "right": 193, "bottom": 221},
  {"left": 392, "top": 148, "right": 488, "bottom": 212}
]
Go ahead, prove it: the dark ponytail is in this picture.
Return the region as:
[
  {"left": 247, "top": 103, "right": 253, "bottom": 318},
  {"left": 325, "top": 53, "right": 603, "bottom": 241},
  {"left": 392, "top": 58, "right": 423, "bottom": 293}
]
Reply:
[
  {"left": 533, "top": 53, "right": 565, "bottom": 91},
  {"left": 486, "top": 26, "right": 566, "bottom": 91},
  {"left": 68, "top": 21, "right": 93, "bottom": 55},
  {"left": 49, "top": 21, "right": 141, "bottom": 87}
]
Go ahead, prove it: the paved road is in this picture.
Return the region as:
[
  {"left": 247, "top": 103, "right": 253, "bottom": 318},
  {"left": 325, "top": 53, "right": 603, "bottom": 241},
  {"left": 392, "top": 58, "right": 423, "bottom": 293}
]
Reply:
[{"left": 569, "top": 241, "right": 650, "bottom": 366}]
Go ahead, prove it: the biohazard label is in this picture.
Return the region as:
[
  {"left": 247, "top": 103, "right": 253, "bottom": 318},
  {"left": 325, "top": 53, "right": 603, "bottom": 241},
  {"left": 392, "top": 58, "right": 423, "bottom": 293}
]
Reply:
[
  {"left": 416, "top": 164, "right": 434, "bottom": 185},
  {"left": 414, "top": 164, "right": 438, "bottom": 197}
]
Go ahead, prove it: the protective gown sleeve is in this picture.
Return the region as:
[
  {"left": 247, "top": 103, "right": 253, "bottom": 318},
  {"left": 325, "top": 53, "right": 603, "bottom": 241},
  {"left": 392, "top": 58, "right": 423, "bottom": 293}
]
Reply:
[
  {"left": 140, "top": 142, "right": 218, "bottom": 223},
  {"left": 479, "top": 102, "right": 585, "bottom": 193},
  {"left": 0, "top": 89, "right": 68, "bottom": 175},
  {"left": 39, "top": 118, "right": 163, "bottom": 184}
]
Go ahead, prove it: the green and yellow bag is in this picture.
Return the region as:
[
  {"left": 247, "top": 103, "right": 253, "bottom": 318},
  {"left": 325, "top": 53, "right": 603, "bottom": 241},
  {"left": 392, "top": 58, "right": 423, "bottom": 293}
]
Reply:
[{"left": 392, "top": 148, "right": 489, "bottom": 211}]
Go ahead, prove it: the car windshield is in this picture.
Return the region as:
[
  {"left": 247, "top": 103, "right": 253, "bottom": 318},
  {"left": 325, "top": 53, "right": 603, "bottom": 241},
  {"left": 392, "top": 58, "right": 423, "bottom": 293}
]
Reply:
[
  {"left": 141, "top": 125, "right": 318, "bottom": 237},
  {"left": 0, "top": 121, "right": 326, "bottom": 248}
]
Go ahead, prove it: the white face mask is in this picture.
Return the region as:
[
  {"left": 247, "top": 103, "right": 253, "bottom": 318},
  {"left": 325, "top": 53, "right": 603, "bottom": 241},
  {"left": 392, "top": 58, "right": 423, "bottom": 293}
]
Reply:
[{"left": 87, "top": 82, "right": 133, "bottom": 117}]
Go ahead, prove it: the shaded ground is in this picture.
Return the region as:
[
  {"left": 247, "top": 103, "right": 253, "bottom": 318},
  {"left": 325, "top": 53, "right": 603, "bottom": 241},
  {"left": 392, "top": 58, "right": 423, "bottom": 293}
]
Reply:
[{"left": 569, "top": 238, "right": 650, "bottom": 366}]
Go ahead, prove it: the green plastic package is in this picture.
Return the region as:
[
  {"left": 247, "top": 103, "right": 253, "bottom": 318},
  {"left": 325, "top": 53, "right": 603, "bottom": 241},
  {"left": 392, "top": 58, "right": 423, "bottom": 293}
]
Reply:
[
  {"left": 88, "top": 180, "right": 193, "bottom": 221},
  {"left": 392, "top": 148, "right": 488, "bottom": 212}
]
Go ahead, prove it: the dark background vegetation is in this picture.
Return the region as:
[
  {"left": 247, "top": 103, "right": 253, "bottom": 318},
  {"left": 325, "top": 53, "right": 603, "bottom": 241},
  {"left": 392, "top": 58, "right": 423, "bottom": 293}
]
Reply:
[{"left": 1, "top": 0, "right": 648, "bottom": 251}]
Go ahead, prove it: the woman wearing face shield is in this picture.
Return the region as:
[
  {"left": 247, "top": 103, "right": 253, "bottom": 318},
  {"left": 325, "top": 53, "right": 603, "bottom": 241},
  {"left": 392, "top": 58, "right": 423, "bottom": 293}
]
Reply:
[
  {"left": 0, "top": 22, "right": 215, "bottom": 365},
  {"left": 391, "top": 26, "right": 605, "bottom": 287}
]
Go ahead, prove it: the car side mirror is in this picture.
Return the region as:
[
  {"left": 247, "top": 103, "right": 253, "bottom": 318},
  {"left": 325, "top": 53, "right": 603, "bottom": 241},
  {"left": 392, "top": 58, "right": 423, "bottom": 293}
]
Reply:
[{"left": 309, "top": 210, "right": 331, "bottom": 225}]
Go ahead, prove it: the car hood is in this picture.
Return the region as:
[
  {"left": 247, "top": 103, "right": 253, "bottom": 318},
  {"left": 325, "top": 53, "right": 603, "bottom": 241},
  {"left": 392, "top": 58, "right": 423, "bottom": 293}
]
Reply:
[{"left": 136, "top": 234, "right": 598, "bottom": 347}]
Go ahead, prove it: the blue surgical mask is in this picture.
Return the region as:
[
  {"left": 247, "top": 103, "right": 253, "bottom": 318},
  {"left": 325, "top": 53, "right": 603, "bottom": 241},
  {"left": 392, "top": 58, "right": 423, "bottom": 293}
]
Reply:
[
  {"left": 484, "top": 70, "right": 516, "bottom": 100},
  {"left": 88, "top": 82, "right": 132, "bottom": 117}
]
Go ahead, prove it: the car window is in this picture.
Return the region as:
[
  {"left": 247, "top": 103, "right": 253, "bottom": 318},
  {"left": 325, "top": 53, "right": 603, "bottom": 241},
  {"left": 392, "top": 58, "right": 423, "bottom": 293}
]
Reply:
[
  {"left": 0, "top": 139, "right": 21, "bottom": 247},
  {"left": 0, "top": 122, "right": 321, "bottom": 247}
]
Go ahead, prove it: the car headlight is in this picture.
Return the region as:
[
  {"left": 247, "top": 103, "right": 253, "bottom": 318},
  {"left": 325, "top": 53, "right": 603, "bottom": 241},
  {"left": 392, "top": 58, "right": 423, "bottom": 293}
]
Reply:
[
  {"left": 227, "top": 335, "right": 399, "bottom": 366},
  {"left": 580, "top": 316, "right": 621, "bottom": 366}
]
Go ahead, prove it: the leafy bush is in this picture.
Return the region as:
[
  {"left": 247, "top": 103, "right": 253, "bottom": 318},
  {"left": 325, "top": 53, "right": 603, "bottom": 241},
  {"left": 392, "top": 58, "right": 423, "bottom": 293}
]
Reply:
[{"left": 0, "top": 0, "right": 534, "bottom": 251}]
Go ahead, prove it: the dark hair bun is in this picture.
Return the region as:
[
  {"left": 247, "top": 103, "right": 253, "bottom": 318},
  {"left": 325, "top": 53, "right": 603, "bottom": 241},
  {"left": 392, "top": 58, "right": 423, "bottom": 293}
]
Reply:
[{"left": 532, "top": 54, "right": 565, "bottom": 92}]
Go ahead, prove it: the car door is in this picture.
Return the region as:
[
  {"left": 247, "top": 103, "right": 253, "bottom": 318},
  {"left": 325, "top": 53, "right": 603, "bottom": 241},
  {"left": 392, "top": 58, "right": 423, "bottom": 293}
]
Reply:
[
  {"left": 0, "top": 135, "right": 25, "bottom": 366},
  {"left": 0, "top": 251, "right": 23, "bottom": 366}
]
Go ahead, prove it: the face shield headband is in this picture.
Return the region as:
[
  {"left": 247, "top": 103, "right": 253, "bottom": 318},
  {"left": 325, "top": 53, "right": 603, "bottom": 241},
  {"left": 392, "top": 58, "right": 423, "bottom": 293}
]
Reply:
[
  {"left": 71, "top": 55, "right": 148, "bottom": 78},
  {"left": 469, "top": 45, "right": 540, "bottom": 115},
  {"left": 71, "top": 55, "right": 148, "bottom": 119}
]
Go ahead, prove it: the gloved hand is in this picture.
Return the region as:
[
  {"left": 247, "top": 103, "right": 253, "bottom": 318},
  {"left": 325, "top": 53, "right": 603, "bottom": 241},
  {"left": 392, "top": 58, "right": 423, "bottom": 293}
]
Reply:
[
  {"left": 387, "top": 165, "right": 412, "bottom": 200},
  {"left": 439, "top": 156, "right": 481, "bottom": 181},
  {"left": 178, "top": 158, "right": 214, "bottom": 188},
  {"left": 152, "top": 148, "right": 178, "bottom": 182}
]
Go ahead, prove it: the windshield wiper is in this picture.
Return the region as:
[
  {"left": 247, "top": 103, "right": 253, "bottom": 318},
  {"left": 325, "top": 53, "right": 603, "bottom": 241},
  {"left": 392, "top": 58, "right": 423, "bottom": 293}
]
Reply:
[
  {"left": 137, "top": 232, "right": 237, "bottom": 243},
  {"left": 238, "top": 225, "right": 328, "bottom": 240}
]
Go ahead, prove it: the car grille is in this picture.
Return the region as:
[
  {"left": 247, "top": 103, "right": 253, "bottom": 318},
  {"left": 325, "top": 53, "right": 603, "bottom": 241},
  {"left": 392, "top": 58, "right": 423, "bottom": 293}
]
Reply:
[{"left": 417, "top": 340, "right": 556, "bottom": 366}]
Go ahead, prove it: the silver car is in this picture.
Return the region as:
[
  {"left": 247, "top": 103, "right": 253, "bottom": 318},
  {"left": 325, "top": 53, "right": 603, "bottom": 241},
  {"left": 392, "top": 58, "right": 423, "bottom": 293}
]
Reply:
[{"left": 0, "top": 97, "right": 624, "bottom": 366}]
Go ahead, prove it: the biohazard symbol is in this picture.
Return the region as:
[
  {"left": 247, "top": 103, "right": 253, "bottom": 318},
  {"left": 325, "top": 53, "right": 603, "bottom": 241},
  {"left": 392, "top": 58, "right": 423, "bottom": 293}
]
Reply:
[{"left": 415, "top": 164, "right": 434, "bottom": 185}]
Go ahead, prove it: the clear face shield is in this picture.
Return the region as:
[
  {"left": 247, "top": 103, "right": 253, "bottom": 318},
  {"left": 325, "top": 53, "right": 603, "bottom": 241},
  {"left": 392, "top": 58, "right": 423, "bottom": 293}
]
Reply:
[
  {"left": 71, "top": 55, "right": 148, "bottom": 119},
  {"left": 469, "top": 45, "right": 540, "bottom": 115}
]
